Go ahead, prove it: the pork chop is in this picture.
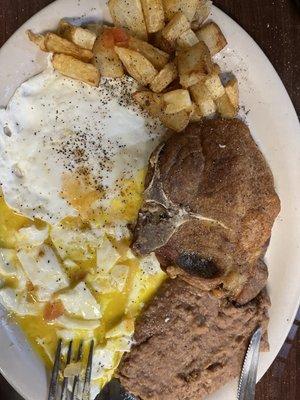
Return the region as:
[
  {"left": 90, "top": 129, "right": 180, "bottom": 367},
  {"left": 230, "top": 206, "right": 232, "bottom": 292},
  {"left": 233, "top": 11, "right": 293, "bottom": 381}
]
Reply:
[{"left": 132, "top": 119, "right": 280, "bottom": 303}]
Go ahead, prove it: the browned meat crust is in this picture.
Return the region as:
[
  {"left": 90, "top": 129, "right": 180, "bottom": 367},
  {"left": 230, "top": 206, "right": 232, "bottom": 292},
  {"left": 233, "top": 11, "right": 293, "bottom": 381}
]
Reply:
[
  {"left": 118, "top": 278, "right": 270, "bottom": 400},
  {"left": 132, "top": 119, "right": 280, "bottom": 303}
]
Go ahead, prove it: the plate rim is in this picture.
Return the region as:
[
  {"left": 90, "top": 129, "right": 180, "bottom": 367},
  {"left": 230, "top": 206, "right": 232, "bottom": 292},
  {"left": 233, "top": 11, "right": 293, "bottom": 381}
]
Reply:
[{"left": 0, "top": 1, "right": 299, "bottom": 399}]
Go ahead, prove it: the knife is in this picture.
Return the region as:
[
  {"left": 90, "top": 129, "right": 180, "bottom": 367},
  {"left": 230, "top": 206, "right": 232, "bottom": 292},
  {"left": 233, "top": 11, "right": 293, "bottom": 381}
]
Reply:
[{"left": 237, "top": 326, "right": 263, "bottom": 400}]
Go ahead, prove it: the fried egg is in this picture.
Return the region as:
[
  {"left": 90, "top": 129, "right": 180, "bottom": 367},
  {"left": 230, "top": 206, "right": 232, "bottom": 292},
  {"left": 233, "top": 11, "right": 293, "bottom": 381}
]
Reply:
[
  {"left": 0, "top": 64, "right": 165, "bottom": 225},
  {"left": 0, "top": 65, "right": 167, "bottom": 397}
]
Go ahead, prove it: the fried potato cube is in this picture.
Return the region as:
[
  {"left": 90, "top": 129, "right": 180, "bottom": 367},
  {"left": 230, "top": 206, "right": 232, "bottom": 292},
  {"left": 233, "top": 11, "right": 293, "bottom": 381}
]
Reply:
[
  {"left": 189, "top": 81, "right": 216, "bottom": 116},
  {"left": 52, "top": 54, "right": 100, "bottom": 86},
  {"left": 115, "top": 46, "right": 157, "bottom": 86},
  {"left": 212, "top": 63, "right": 221, "bottom": 75},
  {"left": 27, "top": 30, "right": 46, "bottom": 51},
  {"left": 177, "top": 41, "right": 213, "bottom": 87},
  {"left": 191, "top": 0, "right": 212, "bottom": 30},
  {"left": 134, "top": 90, "right": 190, "bottom": 131},
  {"left": 190, "top": 103, "right": 203, "bottom": 122},
  {"left": 160, "top": 109, "right": 190, "bottom": 131},
  {"left": 196, "top": 21, "right": 227, "bottom": 56},
  {"left": 162, "top": 89, "right": 192, "bottom": 114},
  {"left": 161, "top": 12, "right": 190, "bottom": 43},
  {"left": 108, "top": 0, "right": 148, "bottom": 40},
  {"left": 151, "top": 30, "right": 175, "bottom": 54},
  {"left": 163, "top": 0, "right": 198, "bottom": 22},
  {"left": 204, "top": 74, "right": 225, "bottom": 100},
  {"left": 140, "top": 0, "right": 165, "bottom": 33},
  {"left": 133, "top": 91, "right": 163, "bottom": 117},
  {"left": 225, "top": 77, "right": 239, "bottom": 109},
  {"left": 149, "top": 62, "right": 178, "bottom": 93},
  {"left": 93, "top": 29, "right": 124, "bottom": 78},
  {"left": 176, "top": 28, "right": 199, "bottom": 48},
  {"left": 58, "top": 20, "right": 97, "bottom": 50},
  {"left": 44, "top": 33, "right": 93, "bottom": 62},
  {"left": 215, "top": 93, "right": 237, "bottom": 118},
  {"left": 127, "top": 36, "right": 169, "bottom": 69}
]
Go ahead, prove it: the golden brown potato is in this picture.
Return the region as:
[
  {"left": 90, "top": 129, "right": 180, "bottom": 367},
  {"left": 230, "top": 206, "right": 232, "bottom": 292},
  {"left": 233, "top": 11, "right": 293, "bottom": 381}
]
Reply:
[
  {"left": 225, "top": 77, "right": 239, "bottom": 109},
  {"left": 127, "top": 36, "right": 169, "bottom": 69},
  {"left": 151, "top": 30, "right": 175, "bottom": 54},
  {"left": 44, "top": 33, "right": 93, "bottom": 62},
  {"left": 133, "top": 91, "right": 163, "bottom": 117},
  {"left": 191, "top": 0, "right": 212, "bottom": 30},
  {"left": 27, "top": 30, "right": 46, "bottom": 51},
  {"left": 160, "top": 109, "right": 190, "bottom": 131},
  {"left": 163, "top": 0, "right": 198, "bottom": 22},
  {"left": 93, "top": 29, "right": 124, "bottom": 78},
  {"left": 177, "top": 41, "right": 213, "bottom": 87},
  {"left": 115, "top": 46, "right": 157, "bottom": 85},
  {"left": 161, "top": 12, "right": 190, "bottom": 43},
  {"left": 162, "top": 89, "right": 192, "bottom": 114},
  {"left": 190, "top": 103, "right": 203, "bottom": 122},
  {"left": 189, "top": 81, "right": 216, "bottom": 116},
  {"left": 108, "top": 0, "right": 148, "bottom": 40},
  {"left": 195, "top": 21, "right": 227, "bottom": 56},
  {"left": 204, "top": 74, "right": 225, "bottom": 100},
  {"left": 149, "top": 62, "right": 178, "bottom": 93},
  {"left": 176, "top": 28, "right": 199, "bottom": 48},
  {"left": 212, "top": 62, "right": 221, "bottom": 75},
  {"left": 134, "top": 90, "right": 190, "bottom": 131},
  {"left": 52, "top": 54, "right": 100, "bottom": 86},
  {"left": 58, "top": 20, "right": 97, "bottom": 50},
  {"left": 215, "top": 93, "right": 237, "bottom": 118},
  {"left": 140, "top": 0, "right": 165, "bottom": 33}
]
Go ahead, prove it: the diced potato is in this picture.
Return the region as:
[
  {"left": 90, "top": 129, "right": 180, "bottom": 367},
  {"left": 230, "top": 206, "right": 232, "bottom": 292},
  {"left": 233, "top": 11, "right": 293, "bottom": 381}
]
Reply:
[
  {"left": 176, "top": 29, "right": 199, "bottom": 48},
  {"left": 127, "top": 36, "right": 169, "bottom": 69},
  {"left": 115, "top": 47, "right": 157, "bottom": 86},
  {"left": 140, "top": 0, "right": 165, "bottom": 33},
  {"left": 108, "top": 0, "right": 148, "bottom": 40},
  {"left": 191, "top": 0, "right": 212, "bottom": 30},
  {"left": 151, "top": 30, "right": 175, "bottom": 54},
  {"left": 27, "top": 30, "right": 46, "bottom": 51},
  {"left": 58, "top": 20, "right": 97, "bottom": 50},
  {"left": 52, "top": 54, "right": 100, "bottom": 87},
  {"left": 149, "top": 62, "right": 178, "bottom": 93},
  {"left": 44, "top": 33, "right": 93, "bottom": 62},
  {"left": 177, "top": 41, "right": 213, "bottom": 87},
  {"left": 225, "top": 77, "right": 239, "bottom": 109},
  {"left": 189, "top": 81, "right": 216, "bottom": 116},
  {"left": 84, "top": 23, "right": 103, "bottom": 35},
  {"left": 212, "top": 63, "right": 221, "bottom": 75},
  {"left": 93, "top": 29, "right": 124, "bottom": 78},
  {"left": 133, "top": 90, "right": 190, "bottom": 131},
  {"left": 195, "top": 21, "right": 227, "bottom": 56},
  {"left": 162, "top": 89, "right": 192, "bottom": 114},
  {"left": 215, "top": 93, "right": 237, "bottom": 118},
  {"left": 160, "top": 109, "right": 190, "bottom": 131},
  {"left": 133, "top": 91, "right": 163, "bottom": 117},
  {"left": 204, "top": 74, "right": 225, "bottom": 100},
  {"left": 190, "top": 103, "right": 203, "bottom": 122},
  {"left": 163, "top": 0, "right": 198, "bottom": 22},
  {"left": 161, "top": 12, "right": 190, "bottom": 43}
]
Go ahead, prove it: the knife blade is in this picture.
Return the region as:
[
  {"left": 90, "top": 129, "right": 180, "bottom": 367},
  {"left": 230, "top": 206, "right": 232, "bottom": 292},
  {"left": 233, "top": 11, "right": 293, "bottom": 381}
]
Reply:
[{"left": 237, "top": 326, "right": 262, "bottom": 400}]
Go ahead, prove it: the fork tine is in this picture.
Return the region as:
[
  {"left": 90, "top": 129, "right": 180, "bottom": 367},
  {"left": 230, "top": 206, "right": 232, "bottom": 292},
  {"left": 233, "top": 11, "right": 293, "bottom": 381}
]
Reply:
[
  {"left": 82, "top": 340, "right": 94, "bottom": 400},
  {"left": 60, "top": 340, "right": 73, "bottom": 400},
  {"left": 48, "top": 339, "right": 62, "bottom": 400},
  {"left": 70, "top": 340, "right": 84, "bottom": 400}
]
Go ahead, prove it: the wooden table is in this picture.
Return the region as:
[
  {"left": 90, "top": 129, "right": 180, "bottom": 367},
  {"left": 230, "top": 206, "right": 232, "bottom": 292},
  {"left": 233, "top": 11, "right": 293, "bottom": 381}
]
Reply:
[{"left": 0, "top": 1, "right": 299, "bottom": 399}]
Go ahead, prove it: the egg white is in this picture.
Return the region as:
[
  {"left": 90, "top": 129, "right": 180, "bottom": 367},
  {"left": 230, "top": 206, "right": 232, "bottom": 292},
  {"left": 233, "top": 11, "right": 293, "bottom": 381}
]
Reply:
[{"left": 0, "top": 66, "right": 165, "bottom": 224}]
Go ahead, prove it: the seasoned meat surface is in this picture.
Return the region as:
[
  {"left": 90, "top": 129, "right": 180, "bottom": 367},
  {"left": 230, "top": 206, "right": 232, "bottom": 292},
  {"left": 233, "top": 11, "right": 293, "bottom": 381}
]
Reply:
[
  {"left": 132, "top": 119, "right": 280, "bottom": 303},
  {"left": 118, "top": 278, "right": 270, "bottom": 400}
]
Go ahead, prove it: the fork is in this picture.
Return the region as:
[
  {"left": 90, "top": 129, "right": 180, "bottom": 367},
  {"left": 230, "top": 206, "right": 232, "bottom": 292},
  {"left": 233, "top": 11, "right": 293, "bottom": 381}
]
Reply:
[{"left": 48, "top": 339, "right": 94, "bottom": 400}]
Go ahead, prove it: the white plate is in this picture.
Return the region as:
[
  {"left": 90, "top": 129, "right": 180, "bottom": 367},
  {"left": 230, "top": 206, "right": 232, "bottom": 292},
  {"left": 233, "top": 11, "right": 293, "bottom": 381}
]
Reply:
[{"left": 0, "top": 1, "right": 299, "bottom": 400}]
